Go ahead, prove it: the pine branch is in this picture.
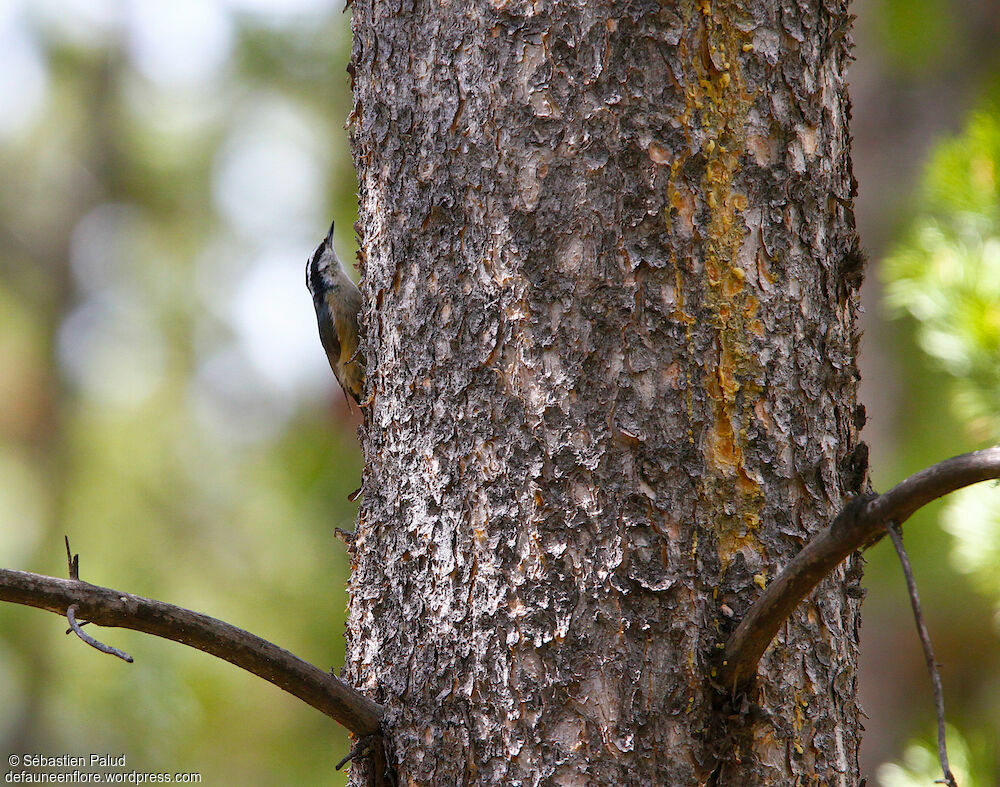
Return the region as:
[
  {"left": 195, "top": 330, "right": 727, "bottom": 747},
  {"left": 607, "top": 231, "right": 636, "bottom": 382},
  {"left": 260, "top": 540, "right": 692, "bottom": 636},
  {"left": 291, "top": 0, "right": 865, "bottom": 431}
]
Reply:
[
  {"left": 0, "top": 568, "right": 383, "bottom": 736},
  {"left": 718, "top": 447, "right": 1000, "bottom": 692}
]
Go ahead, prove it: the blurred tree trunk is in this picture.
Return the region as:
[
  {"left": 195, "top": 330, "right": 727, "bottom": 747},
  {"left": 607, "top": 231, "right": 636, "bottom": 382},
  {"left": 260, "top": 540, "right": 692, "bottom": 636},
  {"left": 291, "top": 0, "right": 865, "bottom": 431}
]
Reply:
[{"left": 346, "top": 1, "right": 866, "bottom": 784}]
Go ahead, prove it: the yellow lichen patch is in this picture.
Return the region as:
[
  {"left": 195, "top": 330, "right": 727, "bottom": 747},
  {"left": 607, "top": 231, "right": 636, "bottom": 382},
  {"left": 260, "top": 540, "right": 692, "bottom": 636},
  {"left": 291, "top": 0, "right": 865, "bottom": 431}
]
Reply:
[
  {"left": 671, "top": 264, "right": 696, "bottom": 325},
  {"left": 742, "top": 295, "right": 764, "bottom": 335},
  {"left": 716, "top": 363, "right": 740, "bottom": 401},
  {"left": 736, "top": 469, "right": 760, "bottom": 497},
  {"left": 669, "top": 1, "right": 765, "bottom": 568},
  {"left": 790, "top": 691, "right": 809, "bottom": 756},
  {"left": 713, "top": 522, "right": 761, "bottom": 560},
  {"left": 721, "top": 267, "right": 745, "bottom": 299},
  {"left": 707, "top": 414, "right": 739, "bottom": 470}
]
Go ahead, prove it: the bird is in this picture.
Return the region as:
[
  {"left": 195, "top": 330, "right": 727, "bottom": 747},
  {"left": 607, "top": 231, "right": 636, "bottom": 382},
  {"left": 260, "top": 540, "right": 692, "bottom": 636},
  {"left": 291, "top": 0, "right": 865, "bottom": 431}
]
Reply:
[{"left": 306, "top": 220, "right": 365, "bottom": 406}]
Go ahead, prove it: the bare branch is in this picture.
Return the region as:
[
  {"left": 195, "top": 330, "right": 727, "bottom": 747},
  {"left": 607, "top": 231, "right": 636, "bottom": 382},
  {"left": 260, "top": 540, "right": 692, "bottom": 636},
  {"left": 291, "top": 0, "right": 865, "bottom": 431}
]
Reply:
[
  {"left": 0, "top": 568, "right": 384, "bottom": 736},
  {"left": 866, "top": 448, "right": 1000, "bottom": 528},
  {"left": 885, "top": 524, "right": 957, "bottom": 787},
  {"left": 719, "top": 447, "right": 1000, "bottom": 692},
  {"left": 336, "top": 733, "right": 378, "bottom": 770},
  {"left": 67, "top": 603, "right": 133, "bottom": 662}
]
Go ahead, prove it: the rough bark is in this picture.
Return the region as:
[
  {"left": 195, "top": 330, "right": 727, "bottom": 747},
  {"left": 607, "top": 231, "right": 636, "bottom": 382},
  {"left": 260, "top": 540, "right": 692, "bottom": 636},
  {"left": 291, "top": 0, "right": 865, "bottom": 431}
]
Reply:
[{"left": 346, "top": 1, "right": 865, "bottom": 784}]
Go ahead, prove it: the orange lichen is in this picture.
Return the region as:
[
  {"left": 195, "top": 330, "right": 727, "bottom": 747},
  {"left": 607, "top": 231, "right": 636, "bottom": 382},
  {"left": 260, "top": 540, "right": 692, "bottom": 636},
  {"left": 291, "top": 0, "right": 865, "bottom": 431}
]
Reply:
[{"left": 667, "top": 1, "right": 764, "bottom": 567}]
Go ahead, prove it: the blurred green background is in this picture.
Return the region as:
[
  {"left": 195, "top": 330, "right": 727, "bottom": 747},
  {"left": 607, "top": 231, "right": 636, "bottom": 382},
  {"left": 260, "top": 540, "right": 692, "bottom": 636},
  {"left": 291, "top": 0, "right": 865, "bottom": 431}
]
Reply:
[
  {"left": 0, "top": 0, "right": 997, "bottom": 784},
  {"left": 0, "top": 0, "right": 361, "bottom": 783}
]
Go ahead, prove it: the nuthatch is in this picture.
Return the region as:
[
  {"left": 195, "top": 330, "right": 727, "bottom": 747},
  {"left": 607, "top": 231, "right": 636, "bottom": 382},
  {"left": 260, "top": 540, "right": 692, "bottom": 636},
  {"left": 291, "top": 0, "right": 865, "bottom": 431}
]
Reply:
[{"left": 306, "top": 221, "right": 365, "bottom": 405}]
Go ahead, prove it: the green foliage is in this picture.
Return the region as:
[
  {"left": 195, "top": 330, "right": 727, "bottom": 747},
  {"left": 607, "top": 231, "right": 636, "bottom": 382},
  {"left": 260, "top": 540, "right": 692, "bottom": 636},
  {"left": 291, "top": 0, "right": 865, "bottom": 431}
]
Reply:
[
  {"left": 881, "top": 105, "right": 1000, "bottom": 786},
  {"left": 941, "top": 482, "right": 1000, "bottom": 603},
  {"left": 0, "top": 4, "right": 359, "bottom": 783},
  {"left": 883, "top": 107, "right": 1000, "bottom": 599},
  {"left": 877, "top": 725, "right": 994, "bottom": 787},
  {"left": 883, "top": 108, "right": 1000, "bottom": 441}
]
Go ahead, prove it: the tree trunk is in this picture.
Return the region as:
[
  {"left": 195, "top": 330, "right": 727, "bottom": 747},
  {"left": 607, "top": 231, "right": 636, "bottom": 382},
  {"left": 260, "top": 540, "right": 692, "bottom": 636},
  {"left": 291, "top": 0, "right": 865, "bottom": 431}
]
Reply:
[{"left": 346, "top": 1, "right": 865, "bottom": 784}]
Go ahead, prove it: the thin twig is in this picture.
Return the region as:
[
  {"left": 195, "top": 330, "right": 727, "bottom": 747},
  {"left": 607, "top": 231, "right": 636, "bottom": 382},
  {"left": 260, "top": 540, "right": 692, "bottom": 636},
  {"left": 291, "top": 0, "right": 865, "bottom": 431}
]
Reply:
[
  {"left": 336, "top": 733, "right": 377, "bottom": 770},
  {"left": 885, "top": 523, "right": 957, "bottom": 787},
  {"left": 64, "top": 535, "right": 79, "bottom": 580},
  {"left": 0, "top": 568, "right": 384, "bottom": 736},
  {"left": 66, "top": 603, "right": 133, "bottom": 662},
  {"left": 64, "top": 537, "right": 85, "bottom": 635},
  {"left": 719, "top": 446, "right": 1000, "bottom": 691}
]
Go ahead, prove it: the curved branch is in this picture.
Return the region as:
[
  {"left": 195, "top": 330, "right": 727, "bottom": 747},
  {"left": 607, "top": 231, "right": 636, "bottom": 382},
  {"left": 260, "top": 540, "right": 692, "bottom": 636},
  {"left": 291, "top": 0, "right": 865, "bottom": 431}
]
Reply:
[
  {"left": 0, "top": 568, "right": 383, "bottom": 736},
  {"left": 865, "top": 448, "right": 1000, "bottom": 527},
  {"left": 67, "top": 603, "right": 133, "bottom": 662},
  {"left": 718, "top": 447, "right": 1000, "bottom": 692}
]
